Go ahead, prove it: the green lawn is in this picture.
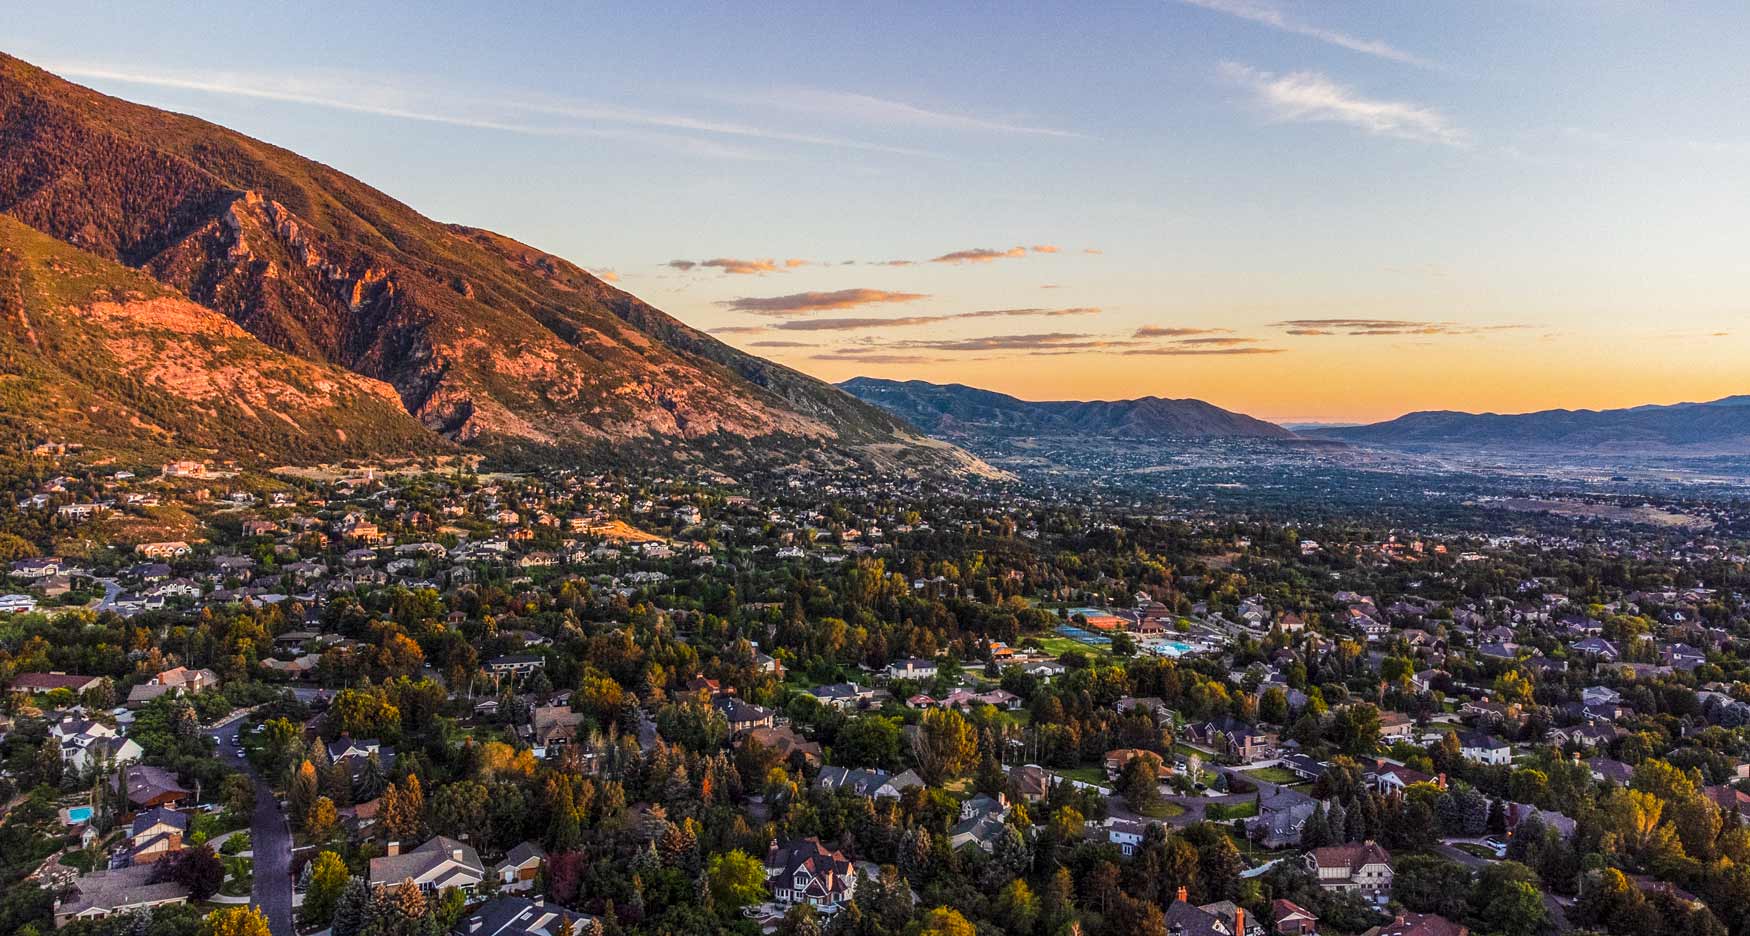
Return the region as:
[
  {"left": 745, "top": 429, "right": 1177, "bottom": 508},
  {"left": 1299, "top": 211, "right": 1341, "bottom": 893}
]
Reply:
[
  {"left": 1135, "top": 800, "right": 1187, "bottom": 819},
  {"left": 1242, "top": 767, "right": 1300, "bottom": 784},
  {"left": 1055, "top": 766, "right": 1109, "bottom": 786},
  {"left": 1206, "top": 800, "right": 1260, "bottom": 821}
]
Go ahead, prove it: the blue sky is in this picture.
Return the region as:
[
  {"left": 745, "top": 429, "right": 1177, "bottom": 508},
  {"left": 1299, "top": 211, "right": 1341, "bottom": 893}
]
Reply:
[{"left": 10, "top": 2, "right": 1749, "bottom": 420}]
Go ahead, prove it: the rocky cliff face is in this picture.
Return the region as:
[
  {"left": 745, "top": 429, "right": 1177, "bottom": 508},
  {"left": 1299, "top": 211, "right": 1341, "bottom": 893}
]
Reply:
[{"left": 0, "top": 52, "right": 984, "bottom": 473}]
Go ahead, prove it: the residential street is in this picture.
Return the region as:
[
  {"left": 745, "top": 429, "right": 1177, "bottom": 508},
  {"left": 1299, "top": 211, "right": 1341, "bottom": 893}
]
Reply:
[
  {"left": 206, "top": 712, "right": 294, "bottom": 936},
  {"left": 250, "top": 778, "right": 295, "bottom": 936}
]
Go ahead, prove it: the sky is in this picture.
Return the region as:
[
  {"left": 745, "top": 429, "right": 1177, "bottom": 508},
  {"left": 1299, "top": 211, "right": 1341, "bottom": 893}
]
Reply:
[{"left": 10, "top": 2, "right": 1750, "bottom": 423}]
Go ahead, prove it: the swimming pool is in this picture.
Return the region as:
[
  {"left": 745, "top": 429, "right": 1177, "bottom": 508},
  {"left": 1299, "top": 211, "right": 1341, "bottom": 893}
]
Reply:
[{"left": 64, "top": 805, "right": 93, "bottom": 824}]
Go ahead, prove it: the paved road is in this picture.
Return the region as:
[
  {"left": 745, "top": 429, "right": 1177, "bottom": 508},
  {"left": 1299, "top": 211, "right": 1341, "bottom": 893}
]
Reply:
[
  {"left": 206, "top": 712, "right": 294, "bottom": 936},
  {"left": 251, "top": 778, "right": 294, "bottom": 936}
]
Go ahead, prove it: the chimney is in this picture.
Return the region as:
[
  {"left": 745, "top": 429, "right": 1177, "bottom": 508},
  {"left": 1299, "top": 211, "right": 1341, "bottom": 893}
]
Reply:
[
  {"left": 1176, "top": 886, "right": 1188, "bottom": 903},
  {"left": 454, "top": 848, "right": 465, "bottom": 861},
  {"left": 1234, "top": 907, "right": 1245, "bottom": 935},
  {"left": 386, "top": 840, "right": 400, "bottom": 856}
]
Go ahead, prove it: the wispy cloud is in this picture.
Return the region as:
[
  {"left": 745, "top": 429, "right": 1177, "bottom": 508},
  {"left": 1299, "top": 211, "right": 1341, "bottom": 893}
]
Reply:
[
  {"left": 1274, "top": 318, "right": 1524, "bottom": 336},
  {"left": 809, "top": 350, "right": 943, "bottom": 365},
  {"left": 707, "top": 325, "right": 769, "bottom": 335},
  {"left": 745, "top": 339, "right": 818, "bottom": 348},
  {"left": 931, "top": 247, "right": 1028, "bottom": 264},
  {"left": 758, "top": 88, "right": 1084, "bottom": 138},
  {"left": 828, "top": 326, "right": 1282, "bottom": 358},
  {"left": 718, "top": 289, "right": 930, "bottom": 314},
  {"left": 1221, "top": 63, "right": 1468, "bottom": 147},
  {"left": 1134, "top": 325, "right": 1230, "bottom": 338},
  {"left": 592, "top": 269, "right": 620, "bottom": 283},
  {"left": 47, "top": 61, "right": 933, "bottom": 160},
  {"left": 669, "top": 257, "right": 815, "bottom": 275},
  {"left": 1180, "top": 0, "right": 1436, "bottom": 69},
  {"left": 771, "top": 307, "right": 1102, "bottom": 331}
]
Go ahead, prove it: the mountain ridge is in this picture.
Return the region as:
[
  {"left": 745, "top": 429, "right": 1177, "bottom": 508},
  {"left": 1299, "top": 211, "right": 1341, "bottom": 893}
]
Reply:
[
  {"left": 838, "top": 377, "right": 1296, "bottom": 441},
  {"left": 0, "top": 51, "right": 987, "bottom": 475},
  {"left": 1306, "top": 396, "right": 1750, "bottom": 451}
]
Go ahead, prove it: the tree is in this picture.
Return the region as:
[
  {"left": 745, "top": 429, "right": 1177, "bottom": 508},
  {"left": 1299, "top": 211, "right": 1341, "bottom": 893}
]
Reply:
[
  {"left": 288, "top": 760, "right": 319, "bottom": 827},
  {"left": 1117, "top": 753, "right": 1163, "bottom": 813},
  {"left": 995, "top": 879, "right": 1039, "bottom": 934},
  {"left": 223, "top": 774, "right": 256, "bottom": 819},
  {"left": 909, "top": 907, "right": 975, "bottom": 936},
  {"left": 201, "top": 906, "right": 272, "bottom": 936},
  {"left": 911, "top": 708, "right": 977, "bottom": 784},
  {"left": 705, "top": 850, "right": 767, "bottom": 913},
  {"left": 156, "top": 845, "right": 225, "bottom": 900},
  {"left": 302, "top": 851, "right": 350, "bottom": 927},
  {"left": 305, "top": 796, "right": 338, "bottom": 840},
  {"left": 1471, "top": 862, "right": 1548, "bottom": 936}
]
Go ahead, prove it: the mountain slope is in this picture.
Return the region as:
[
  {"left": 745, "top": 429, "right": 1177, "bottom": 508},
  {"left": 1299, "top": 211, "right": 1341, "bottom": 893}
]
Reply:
[
  {"left": 839, "top": 377, "right": 1295, "bottom": 440},
  {"left": 0, "top": 214, "right": 445, "bottom": 461},
  {"left": 0, "top": 52, "right": 981, "bottom": 473},
  {"left": 1306, "top": 398, "right": 1750, "bottom": 452}
]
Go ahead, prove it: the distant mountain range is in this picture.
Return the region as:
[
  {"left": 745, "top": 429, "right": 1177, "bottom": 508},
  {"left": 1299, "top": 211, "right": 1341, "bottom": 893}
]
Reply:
[
  {"left": 839, "top": 378, "right": 1296, "bottom": 441},
  {"left": 0, "top": 52, "right": 986, "bottom": 475},
  {"left": 1306, "top": 396, "right": 1750, "bottom": 452}
]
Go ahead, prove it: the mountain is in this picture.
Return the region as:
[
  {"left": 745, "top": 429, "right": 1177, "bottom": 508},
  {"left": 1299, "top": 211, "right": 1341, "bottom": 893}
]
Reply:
[
  {"left": 838, "top": 377, "right": 1296, "bottom": 440},
  {"left": 0, "top": 214, "right": 443, "bottom": 461},
  {"left": 1305, "top": 397, "right": 1750, "bottom": 452},
  {"left": 0, "top": 52, "right": 986, "bottom": 474}
]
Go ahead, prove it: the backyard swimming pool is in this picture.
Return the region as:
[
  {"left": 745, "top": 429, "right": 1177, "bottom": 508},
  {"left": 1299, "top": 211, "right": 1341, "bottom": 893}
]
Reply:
[{"left": 64, "top": 805, "right": 93, "bottom": 824}]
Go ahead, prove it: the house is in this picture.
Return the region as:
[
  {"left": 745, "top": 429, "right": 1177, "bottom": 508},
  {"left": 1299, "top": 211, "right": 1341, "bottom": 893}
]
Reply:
[
  {"left": 1457, "top": 731, "right": 1512, "bottom": 766},
  {"left": 135, "top": 542, "right": 192, "bottom": 560},
  {"left": 11, "top": 672, "right": 105, "bottom": 695},
  {"left": 1008, "top": 764, "right": 1053, "bottom": 803},
  {"left": 1163, "top": 888, "right": 1262, "bottom": 936},
  {"left": 125, "top": 806, "right": 188, "bottom": 865},
  {"left": 1280, "top": 754, "right": 1328, "bottom": 783},
  {"left": 713, "top": 697, "right": 776, "bottom": 735},
  {"left": 53, "top": 864, "right": 189, "bottom": 927},
  {"left": 804, "top": 682, "right": 877, "bottom": 711},
  {"left": 530, "top": 707, "right": 585, "bottom": 753},
  {"left": 766, "top": 838, "right": 856, "bottom": 913},
  {"left": 1368, "top": 762, "right": 1436, "bottom": 795},
  {"left": 739, "top": 726, "right": 822, "bottom": 767},
  {"left": 369, "top": 836, "right": 486, "bottom": 893},
  {"left": 1305, "top": 842, "right": 1393, "bottom": 894},
  {"left": 949, "top": 805, "right": 1009, "bottom": 853},
  {"left": 1569, "top": 637, "right": 1622, "bottom": 662},
  {"left": 126, "top": 667, "right": 220, "bottom": 705},
  {"left": 1099, "top": 817, "right": 1147, "bottom": 855},
  {"left": 455, "top": 892, "right": 598, "bottom": 936},
  {"left": 454, "top": 895, "right": 596, "bottom": 936},
  {"left": 493, "top": 842, "right": 545, "bottom": 893},
  {"left": 119, "top": 765, "right": 190, "bottom": 811},
  {"left": 484, "top": 654, "right": 545, "bottom": 679},
  {"left": 1367, "top": 913, "right": 1468, "bottom": 936},
  {"left": 884, "top": 658, "right": 939, "bottom": 681},
  {"left": 1186, "top": 716, "right": 1274, "bottom": 763},
  {"left": 1581, "top": 686, "right": 1622, "bottom": 706},
  {"left": 1104, "top": 748, "right": 1167, "bottom": 781},
  {"left": 1376, "top": 712, "right": 1415, "bottom": 743},
  {"left": 1545, "top": 724, "right": 1620, "bottom": 749},
  {"left": 1250, "top": 789, "right": 1319, "bottom": 848},
  {"left": 814, "top": 766, "right": 922, "bottom": 800},
  {"left": 1272, "top": 898, "right": 1319, "bottom": 935}
]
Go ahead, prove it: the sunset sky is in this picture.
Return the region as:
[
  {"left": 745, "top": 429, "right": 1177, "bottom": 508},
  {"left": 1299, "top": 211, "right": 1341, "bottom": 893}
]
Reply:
[{"left": 12, "top": 2, "right": 1749, "bottom": 423}]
